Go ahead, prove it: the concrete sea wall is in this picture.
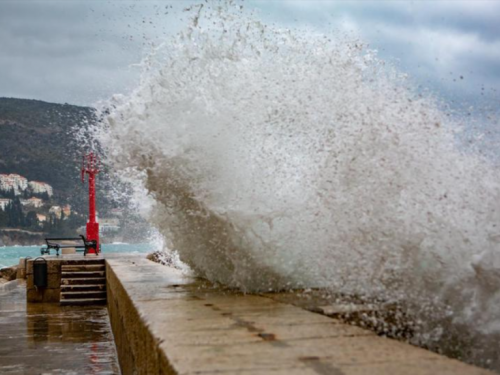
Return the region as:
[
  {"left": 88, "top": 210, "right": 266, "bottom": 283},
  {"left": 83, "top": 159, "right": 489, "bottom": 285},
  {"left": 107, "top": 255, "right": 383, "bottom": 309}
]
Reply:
[
  {"left": 106, "top": 257, "right": 167, "bottom": 374},
  {"left": 26, "top": 257, "right": 61, "bottom": 303},
  {"left": 105, "top": 255, "right": 493, "bottom": 375}
]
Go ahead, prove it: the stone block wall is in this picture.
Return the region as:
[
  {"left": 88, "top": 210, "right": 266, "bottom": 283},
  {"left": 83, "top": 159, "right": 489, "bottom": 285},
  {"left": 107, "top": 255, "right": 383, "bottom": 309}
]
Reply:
[
  {"left": 16, "top": 257, "right": 29, "bottom": 279},
  {"left": 106, "top": 259, "right": 164, "bottom": 375},
  {"left": 26, "top": 258, "right": 61, "bottom": 303}
]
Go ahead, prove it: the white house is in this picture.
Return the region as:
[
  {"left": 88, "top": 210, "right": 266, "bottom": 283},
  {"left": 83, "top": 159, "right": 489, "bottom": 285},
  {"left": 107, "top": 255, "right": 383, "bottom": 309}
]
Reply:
[
  {"left": 0, "top": 198, "right": 12, "bottom": 211},
  {"left": 21, "top": 197, "right": 44, "bottom": 208},
  {"left": 0, "top": 174, "right": 28, "bottom": 195},
  {"left": 49, "top": 205, "right": 62, "bottom": 219},
  {"left": 62, "top": 204, "right": 71, "bottom": 217},
  {"left": 28, "top": 181, "right": 53, "bottom": 197},
  {"left": 99, "top": 217, "right": 121, "bottom": 234}
]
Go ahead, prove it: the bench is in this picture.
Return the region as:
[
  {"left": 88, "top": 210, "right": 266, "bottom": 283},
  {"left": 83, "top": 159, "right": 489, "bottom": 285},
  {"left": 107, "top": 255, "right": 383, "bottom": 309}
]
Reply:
[{"left": 40, "top": 235, "right": 98, "bottom": 256}]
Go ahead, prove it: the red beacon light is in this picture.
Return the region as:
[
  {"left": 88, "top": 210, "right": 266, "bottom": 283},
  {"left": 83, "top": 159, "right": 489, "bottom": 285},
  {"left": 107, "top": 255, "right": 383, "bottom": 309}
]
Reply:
[{"left": 81, "top": 152, "right": 100, "bottom": 254}]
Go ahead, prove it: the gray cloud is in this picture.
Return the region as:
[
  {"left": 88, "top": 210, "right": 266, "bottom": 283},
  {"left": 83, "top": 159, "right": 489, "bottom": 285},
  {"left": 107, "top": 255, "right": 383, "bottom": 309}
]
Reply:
[
  {"left": 254, "top": 0, "right": 500, "bottom": 109},
  {"left": 0, "top": 0, "right": 189, "bottom": 105},
  {"left": 0, "top": 0, "right": 498, "bottom": 111}
]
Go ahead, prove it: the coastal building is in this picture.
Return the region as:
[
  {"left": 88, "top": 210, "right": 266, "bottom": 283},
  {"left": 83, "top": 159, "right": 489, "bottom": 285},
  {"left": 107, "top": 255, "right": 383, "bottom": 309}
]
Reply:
[
  {"left": 0, "top": 174, "right": 28, "bottom": 195},
  {"left": 36, "top": 213, "right": 47, "bottom": 222},
  {"left": 0, "top": 174, "right": 53, "bottom": 197},
  {"left": 110, "top": 208, "right": 123, "bottom": 217},
  {"left": 100, "top": 217, "right": 121, "bottom": 233},
  {"left": 20, "top": 197, "right": 44, "bottom": 208},
  {"left": 49, "top": 206, "right": 62, "bottom": 219},
  {"left": 100, "top": 218, "right": 120, "bottom": 226},
  {"left": 0, "top": 198, "right": 12, "bottom": 210},
  {"left": 62, "top": 204, "right": 71, "bottom": 217},
  {"left": 28, "top": 181, "right": 53, "bottom": 197}
]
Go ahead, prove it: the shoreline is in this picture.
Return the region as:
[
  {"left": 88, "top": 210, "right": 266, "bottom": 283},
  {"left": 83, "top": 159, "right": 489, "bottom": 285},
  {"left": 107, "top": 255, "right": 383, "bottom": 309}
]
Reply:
[
  {"left": 1, "top": 228, "right": 151, "bottom": 247},
  {"left": 0, "top": 241, "right": 147, "bottom": 248}
]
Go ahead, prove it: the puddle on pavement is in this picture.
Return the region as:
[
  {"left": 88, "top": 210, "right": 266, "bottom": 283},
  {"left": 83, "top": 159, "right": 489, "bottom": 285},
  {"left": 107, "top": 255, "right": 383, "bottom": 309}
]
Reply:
[{"left": 0, "top": 280, "right": 120, "bottom": 374}]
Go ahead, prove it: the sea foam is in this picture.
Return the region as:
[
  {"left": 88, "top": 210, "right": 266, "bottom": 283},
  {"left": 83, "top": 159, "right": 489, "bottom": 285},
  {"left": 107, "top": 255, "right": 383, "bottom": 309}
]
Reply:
[{"left": 96, "top": 3, "right": 500, "bottom": 370}]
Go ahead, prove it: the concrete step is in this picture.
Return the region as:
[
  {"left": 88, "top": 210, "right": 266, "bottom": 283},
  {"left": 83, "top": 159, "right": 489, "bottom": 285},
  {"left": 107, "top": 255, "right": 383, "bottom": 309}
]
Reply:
[
  {"left": 61, "top": 264, "right": 106, "bottom": 272},
  {"left": 60, "top": 297, "right": 107, "bottom": 306},
  {"left": 61, "top": 284, "right": 106, "bottom": 292},
  {"left": 61, "top": 259, "right": 105, "bottom": 265},
  {"left": 61, "top": 271, "right": 106, "bottom": 278},
  {"left": 61, "top": 290, "right": 107, "bottom": 299},
  {"left": 61, "top": 277, "right": 106, "bottom": 286}
]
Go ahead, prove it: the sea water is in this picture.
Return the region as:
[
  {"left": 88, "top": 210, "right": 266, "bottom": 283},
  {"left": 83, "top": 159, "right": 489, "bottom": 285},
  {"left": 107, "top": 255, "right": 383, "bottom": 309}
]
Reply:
[{"left": 0, "top": 243, "right": 154, "bottom": 270}]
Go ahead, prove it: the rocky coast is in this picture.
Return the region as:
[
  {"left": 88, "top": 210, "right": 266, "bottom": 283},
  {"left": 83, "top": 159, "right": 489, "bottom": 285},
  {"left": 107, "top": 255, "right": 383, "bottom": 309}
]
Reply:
[{"left": 0, "top": 229, "right": 45, "bottom": 247}]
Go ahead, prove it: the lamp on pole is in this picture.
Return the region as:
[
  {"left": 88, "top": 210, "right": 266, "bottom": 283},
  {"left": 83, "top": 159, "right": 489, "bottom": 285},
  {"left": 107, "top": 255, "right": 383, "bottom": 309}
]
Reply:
[{"left": 81, "top": 152, "right": 100, "bottom": 254}]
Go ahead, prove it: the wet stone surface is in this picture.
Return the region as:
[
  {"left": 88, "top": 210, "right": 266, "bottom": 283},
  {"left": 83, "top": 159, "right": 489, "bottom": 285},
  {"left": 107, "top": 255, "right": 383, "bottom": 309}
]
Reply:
[{"left": 0, "top": 280, "right": 120, "bottom": 374}]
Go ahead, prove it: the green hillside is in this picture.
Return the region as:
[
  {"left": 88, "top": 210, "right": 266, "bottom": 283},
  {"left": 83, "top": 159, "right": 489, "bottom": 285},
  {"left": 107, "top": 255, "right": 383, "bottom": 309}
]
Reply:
[
  {"left": 0, "top": 97, "right": 151, "bottom": 245},
  {"left": 0, "top": 97, "right": 96, "bottom": 203}
]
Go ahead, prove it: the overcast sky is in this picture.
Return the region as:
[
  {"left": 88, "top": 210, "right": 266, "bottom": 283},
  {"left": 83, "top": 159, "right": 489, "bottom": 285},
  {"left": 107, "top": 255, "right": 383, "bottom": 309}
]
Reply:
[{"left": 0, "top": 0, "right": 499, "bottom": 111}]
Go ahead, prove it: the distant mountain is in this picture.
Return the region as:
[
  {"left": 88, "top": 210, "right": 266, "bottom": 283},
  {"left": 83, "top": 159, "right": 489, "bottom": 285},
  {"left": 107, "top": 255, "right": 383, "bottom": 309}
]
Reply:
[
  {"left": 0, "top": 97, "right": 151, "bottom": 245},
  {"left": 0, "top": 97, "right": 96, "bottom": 210}
]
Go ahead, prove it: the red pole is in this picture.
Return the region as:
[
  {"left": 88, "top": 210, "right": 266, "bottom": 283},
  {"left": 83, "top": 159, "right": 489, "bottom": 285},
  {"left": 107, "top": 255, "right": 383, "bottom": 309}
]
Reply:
[{"left": 82, "top": 153, "right": 99, "bottom": 254}]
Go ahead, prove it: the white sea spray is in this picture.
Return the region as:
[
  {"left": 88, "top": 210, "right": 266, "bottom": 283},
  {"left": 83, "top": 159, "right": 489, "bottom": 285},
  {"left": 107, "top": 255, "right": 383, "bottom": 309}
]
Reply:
[{"left": 96, "top": 3, "right": 500, "bottom": 370}]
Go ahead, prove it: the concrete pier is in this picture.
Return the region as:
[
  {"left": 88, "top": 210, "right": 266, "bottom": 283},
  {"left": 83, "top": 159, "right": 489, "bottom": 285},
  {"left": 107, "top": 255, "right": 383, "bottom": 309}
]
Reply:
[
  {"left": 106, "top": 256, "right": 493, "bottom": 375},
  {"left": 26, "top": 255, "right": 107, "bottom": 304},
  {"left": 0, "top": 279, "right": 120, "bottom": 374}
]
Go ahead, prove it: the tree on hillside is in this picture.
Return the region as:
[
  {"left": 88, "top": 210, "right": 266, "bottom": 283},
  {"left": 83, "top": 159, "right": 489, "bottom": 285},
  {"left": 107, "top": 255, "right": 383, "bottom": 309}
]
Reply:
[
  {"left": 0, "top": 188, "right": 16, "bottom": 199},
  {"left": 25, "top": 211, "right": 39, "bottom": 230},
  {"left": 30, "top": 191, "right": 50, "bottom": 201},
  {"left": 41, "top": 212, "right": 83, "bottom": 237},
  {"left": 0, "top": 209, "right": 8, "bottom": 227},
  {"left": 5, "top": 198, "right": 24, "bottom": 227}
]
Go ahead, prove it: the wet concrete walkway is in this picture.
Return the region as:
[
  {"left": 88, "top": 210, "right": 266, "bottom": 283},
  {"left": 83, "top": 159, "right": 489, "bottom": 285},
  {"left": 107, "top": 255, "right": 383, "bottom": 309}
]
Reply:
[{"left": 0, "top": 280, "right": 120, "bottom": 374}]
